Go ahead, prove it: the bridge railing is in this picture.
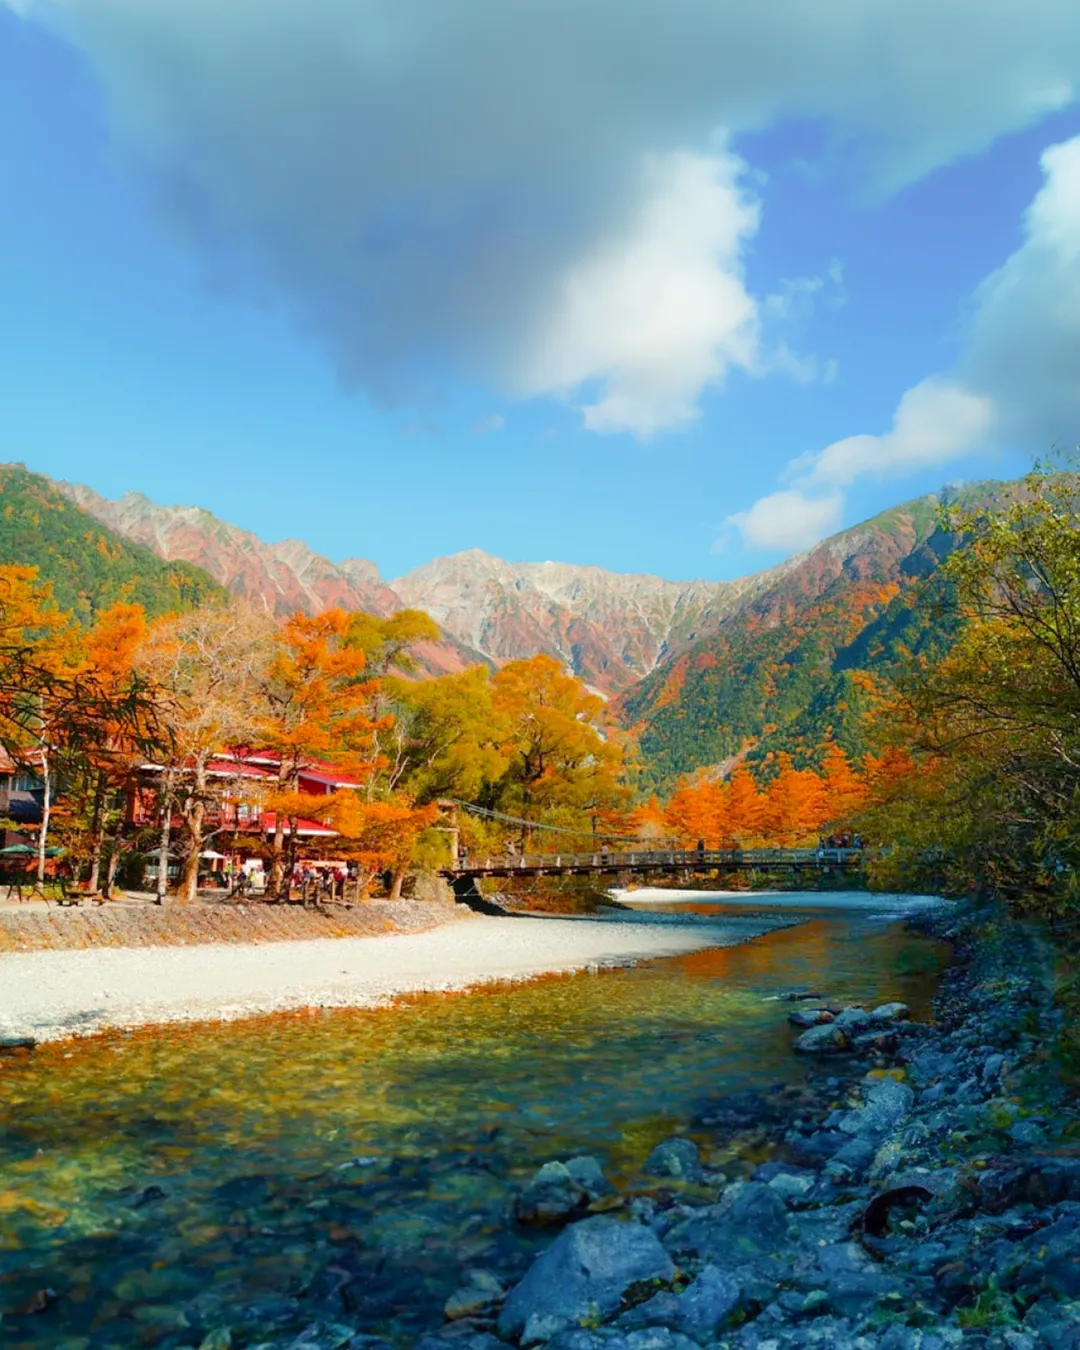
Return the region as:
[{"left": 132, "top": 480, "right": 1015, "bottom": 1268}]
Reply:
[{"left": 447, "top": 846, "right": 863, "bottom": 875}]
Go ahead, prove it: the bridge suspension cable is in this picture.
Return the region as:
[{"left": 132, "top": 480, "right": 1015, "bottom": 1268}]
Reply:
[{"left": 447, "top": 798, "right": 633, "bottom": 843}]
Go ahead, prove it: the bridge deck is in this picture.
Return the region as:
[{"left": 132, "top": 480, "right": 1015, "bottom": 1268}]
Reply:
[{"left": 443, "top": 846, "right": 862, "bottom": 880}]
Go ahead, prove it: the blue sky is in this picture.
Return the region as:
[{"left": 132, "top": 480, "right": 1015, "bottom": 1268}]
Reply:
[{"left": 2, "top": 2, "right": 1079, "bottom": 581}]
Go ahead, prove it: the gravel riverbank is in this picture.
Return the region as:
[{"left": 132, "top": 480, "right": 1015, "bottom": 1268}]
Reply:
[{"left": 0, "top": 910, "right": 779, "bottom": 1043}]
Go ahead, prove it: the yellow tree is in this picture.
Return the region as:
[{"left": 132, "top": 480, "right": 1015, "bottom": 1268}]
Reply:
[
  {"left": 382, "top": 665, "right": 509, "bottom": 804},
  {"left": 490, "top": 654, "right": 628, "bottom": 848}
]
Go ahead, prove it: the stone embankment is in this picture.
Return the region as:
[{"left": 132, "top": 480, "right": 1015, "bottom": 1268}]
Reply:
[
  {"left": 0, "top": 897, "right": 461, "bottom": 952},
  {"left": 402, "top": 903, "right": 1077, "bottom": 1350}
]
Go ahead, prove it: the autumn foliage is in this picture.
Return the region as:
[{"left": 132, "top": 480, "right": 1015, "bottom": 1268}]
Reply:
[{"left": 658, "top": 742, "right": 901, "bottom": 848}]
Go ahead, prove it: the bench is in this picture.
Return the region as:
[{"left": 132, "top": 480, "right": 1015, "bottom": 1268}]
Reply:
[{"left": 56, "top": 884, "right": 109, "bottom": 907}]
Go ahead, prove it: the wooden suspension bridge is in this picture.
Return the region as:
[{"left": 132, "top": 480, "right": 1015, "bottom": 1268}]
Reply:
[{"left": 441, "top": 845, "right": 863, "bottom": 881}]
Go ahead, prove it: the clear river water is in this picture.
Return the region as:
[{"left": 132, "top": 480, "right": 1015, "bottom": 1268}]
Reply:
[{"left": 0, "top": 895, "right": 948, "bottom": 1349}]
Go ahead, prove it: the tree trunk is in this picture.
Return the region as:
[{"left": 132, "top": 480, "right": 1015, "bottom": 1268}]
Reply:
[
  {"left": 180, "top": 760, "right": 208, "bottom": 904},
  {"left": 36, "top": 748, "right": 51, "bottom": 889},
  {"left": 104, "top": 809, "right": 124, "bottom": 898},
  {"left": 388, "top": 861, "right": 407, "bottom": 902},
  {"left": 87, "top": 773, "right": 107, "bottom": 893},
  {"left": 285, "top": 817, "right": 299, "bottom": 901},
  {"left": 156, "top": 778, "right": 173, "bottom": 905},
  {"left": 269, "top": 765, "right": 289, "bottom": 901}
]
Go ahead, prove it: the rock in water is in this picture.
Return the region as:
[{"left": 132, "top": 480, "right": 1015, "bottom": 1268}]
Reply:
[
  {"left": 564, "top": 1154, "right": 612, "bottom": 1199},
  {"left": 869, "top": 1001, "right": 910, "bottom": 1023},
  {"left": 444, "top": 1270, "right": 506, "bottom": 1321},
  {"left": 831, "top": 1007, "right": 872, "bottom": 1034},
  {"left": 642, "top": 1136, "right": 704, "bottom": 1183},
  {"left": 513, "top": 1160, "right": 591, "bottom": 1225},
  {"left": 497, "top": 1216, "right": 674, "bottom": 1345},
  {"left": 793, "top": 1022, "right": 850, "bottom": 1055},
  {"left": 788, "top": 1008, "right": 834, "bottom": 1028}
]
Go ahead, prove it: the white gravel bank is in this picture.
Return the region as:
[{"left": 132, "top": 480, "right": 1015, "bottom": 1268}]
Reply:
[{"left": 0, "top": 912, "right": 759, "bottom": 1043}]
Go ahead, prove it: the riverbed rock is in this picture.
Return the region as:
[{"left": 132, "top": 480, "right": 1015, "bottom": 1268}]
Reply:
[
  {"left": 663, "top": 1181, "right": 789, "bottom": 1264},
  {"left": 642, "top": 1137, "right": 703, "bottom": 1184},
  {"left": 787, "top": 1008, "right": 834, "bottom": 1029},
  {"left": 444, "top": 1271, "right": 506, "bottom": 1321},
  {"left": 869, "top": 1002, "right": 910, "bottom": 1024},
  {"left": 514, "top": 1161, "right": 591, "bottom": 1225},
  {"left": 672, "top": 1265, "right": 741, "bottom": 1340},
  {"left": 793, "top": 1023, "right": 849, "bottom": 1055},
  {"left": 831, "top": 1007, "right": 872, "bottom": 1035},
  {"left": 497, "top": 1216, "right": 674, "bottom": 1345},
  {"left": 566, "top": 1155, "right": 614, "bottom": 1200},
  {"left": 837, "top": 1077, "right": 914, "bottom": 1138}
]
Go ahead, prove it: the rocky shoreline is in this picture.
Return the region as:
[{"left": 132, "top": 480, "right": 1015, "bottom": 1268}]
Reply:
[{"left": 394, "top": 901, "right": 1078, "bottom": 1350}]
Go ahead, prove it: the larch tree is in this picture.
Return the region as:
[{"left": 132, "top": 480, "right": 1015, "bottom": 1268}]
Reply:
[
  {"left": 725, "top": 766, "right": 764, "bottom": 844},
  {"left": 257, "top": 609, "right": 383, "bottom": 899},
  {"left": 138, "top": 606, "right": 271, "bottom": 903},
  {"left": 490, "top": 654, "right": 628, "bottom": 848}
]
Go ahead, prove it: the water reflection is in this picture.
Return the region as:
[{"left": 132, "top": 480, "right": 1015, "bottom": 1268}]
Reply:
[{"left": 0, "top": 903, "right": 945, "bottom": 1348}]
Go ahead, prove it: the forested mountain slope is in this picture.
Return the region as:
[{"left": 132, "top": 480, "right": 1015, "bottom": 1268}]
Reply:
[
  {"left": 0, "top": 464, "right": 227, "bottom": 620},
  {"left": 618, "top": 485, "right": 1001, "bottom": 789}
]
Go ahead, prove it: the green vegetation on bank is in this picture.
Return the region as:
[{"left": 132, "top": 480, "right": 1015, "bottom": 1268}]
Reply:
[
  {"left": 858, "top": 465, "right": 1080, "bottom": 917},
  {"left": 0, "top": 463, "right": 226, "bottom": 620}
]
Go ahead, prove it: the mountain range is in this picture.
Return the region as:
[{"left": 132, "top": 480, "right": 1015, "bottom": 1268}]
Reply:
[
  {"left": 56, "top": 476, "right": 790, "bottom": 693},
  {"left": 1, "top": 462, "right": 994, "bottom": 788}
]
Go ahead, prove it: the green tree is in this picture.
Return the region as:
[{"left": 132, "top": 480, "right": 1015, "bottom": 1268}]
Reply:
[{"left": 860, "top": 466, "right": 1080, "bottom": 910}]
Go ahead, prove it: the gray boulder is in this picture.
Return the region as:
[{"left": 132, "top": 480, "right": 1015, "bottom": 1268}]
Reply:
[
  {"left": 838, "top": 1077, "right": 914, "bottom": 1137},
  {"left": 566, "top": 1155, "right": 614, "bottom": 1200},
  {"left": 831, "top": 1007, "right": 872, "bottom": 1034},
  {"left": 672, "top": 1265, "right": 741, "bottom": 1341},
  {"left": 514, "top": 1161, "right": 591, "bottom": 1226},
  {"left": 788, "top": 1009, "right": 834, "bottom": 1029},
  {"left": 663, "top": 1182, "right": 789, "bottom": 1264},
  {"left": 793, "top": 1023, "right": 850, "bottom": 1055},
  {"left": 642, "top": 1137, "right": 703, "bottom": 1184},
  {"left": 498, "top": 1216, "right": 674, "bottom": 1345},
  {"left": 546, "top": 1333, "right": 630, "bottom": 1350},
  {"left": 869, "top": 1002, "right": 910, "bottom": 1023},
  {"left": 515, "top": 1156, "right": 613, "bottom": 1225}
]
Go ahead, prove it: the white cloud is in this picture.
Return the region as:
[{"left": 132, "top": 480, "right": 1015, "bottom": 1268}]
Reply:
[
  {"left": 799, "top": 379, "right": 996, "bottom": 489},
  {"left": 961, "top": 135, "right": 1080, "bottom": 444},
  {"left": 729, "top": 133, "right": 1080, "bottom": 555},
  {"left": 723, "top": 489, "right": 843, "bottom": 552},
  {"left": 519, "top": 150, "right": 759, "bottom": 436},
  {"left": 7, "top": 0, "right": 1080, "bottom": 435}
]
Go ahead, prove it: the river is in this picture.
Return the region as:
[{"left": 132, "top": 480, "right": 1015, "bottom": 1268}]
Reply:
[{"left": 0, "top": 894, "right": 947, "bottom": 1348}]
